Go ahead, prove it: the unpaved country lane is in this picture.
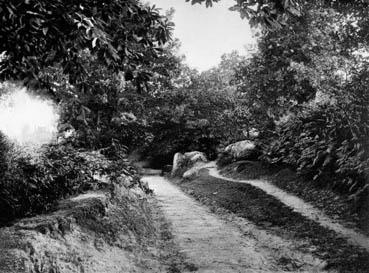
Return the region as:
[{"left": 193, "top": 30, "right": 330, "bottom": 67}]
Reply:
[{"left": 142, "top": 175, "right": 328, "bottom": 273}]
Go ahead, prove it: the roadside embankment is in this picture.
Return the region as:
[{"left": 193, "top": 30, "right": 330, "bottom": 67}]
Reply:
[{"left": 0, "top": 174, "right": 187, "bottom": 273}]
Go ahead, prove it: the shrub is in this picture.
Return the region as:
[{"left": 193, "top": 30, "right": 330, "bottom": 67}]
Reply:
[
  {"left": 139, "top": 89, "right": 244, "bottom": 166},
  {"left": 217, "top": 151, "right": 235, "bottom": 167},
  {"left": 259, "top": 101, "right": 369, "bottom": 196},
  {"left": 0, "top": 143, "right": 141, "bottom": 224}
]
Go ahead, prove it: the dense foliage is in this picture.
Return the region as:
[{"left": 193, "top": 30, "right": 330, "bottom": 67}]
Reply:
[
  {"left": 0, "top": 144, "right": 93, "bottom": 222},
  {"left": 260, "top": 100, "right": 369, "bottom": 195},
  {"left": 230, "top": 1, "right": 369, "bottom": 199},
  {"left": 127, "top": 52, "right": 249, "bottom": 166},
  {"left": 1, "top": 0, "right": 369, "bottom": 223},
  {"left": 190, "top": 0, "right": 369, "bottom": 30},
  {"left": 0, "top": 132, "right": 10, "bottom": 179},
  {"left": 141, "top": 88, "right": 234, "bottom": 164},
  {"left": 0, "top": 0, "right": 173, "bottom": 90},
  {"left": 188, "top": 0, "right": 302, "bottom": 28},
  {"left": 0, "top": 143, "right": 143, "bottom": 224},
  {"left": 0, "top": 0, "right": 174, "bottom": 223}
]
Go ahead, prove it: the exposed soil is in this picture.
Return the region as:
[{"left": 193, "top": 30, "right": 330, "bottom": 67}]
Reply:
[
  {"left": 174, "top": 169, "right": 369, "bottom": 273},
  {"left": 143, "top": 175, "right": 330, "bottom": 273}
]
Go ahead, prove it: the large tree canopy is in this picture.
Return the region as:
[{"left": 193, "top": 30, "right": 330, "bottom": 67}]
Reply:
[
  {"left": 0, "top": 0, "right": 173, "bottom": 87},
  {"left": 188, "top": 0, "right": 369, "bottom": 29},
  {"left": 187, "top": 0, "right": 302, "bottom": 28}
]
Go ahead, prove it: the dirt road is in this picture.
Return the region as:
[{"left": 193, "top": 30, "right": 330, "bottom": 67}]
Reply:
[
  {"left": 142, "top": 175, "right": 329, "bottom": 273},
  {"left": 208, "top": 167, "right": 369, "bottom": 252}
]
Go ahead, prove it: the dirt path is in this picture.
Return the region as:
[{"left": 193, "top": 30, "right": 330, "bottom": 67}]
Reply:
[
  {"left": 207, "top": 166, "right": 369, "bottom": 252},
  {"left": 142, "top": 175, "right": 328, "bottom": 273}
]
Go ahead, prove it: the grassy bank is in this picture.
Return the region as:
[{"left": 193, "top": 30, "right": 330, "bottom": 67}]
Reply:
[{"left": 0, "top": 179, "right": 191, "bottom": 273}]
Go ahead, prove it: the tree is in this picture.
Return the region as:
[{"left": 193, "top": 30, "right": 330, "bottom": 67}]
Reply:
[
  {"left": 198, "top": 51, "right": 247, "bottom": 95},
  {"left": 0, "top": 1, "right": 184, "bottom": 149},
  {"left": 188, "top": 0, "right": 369, "bottom": 30},
  {"left": 231, "top": 0, "right": 369, "bottom": 132},
  {"left": 226, "top": 0, "right": 369, "bottom": 199},
  {"left": 187, "top": 0, "right": 302, "bottom": 29},
  {"left": 43, "top": 42, "right": 184, "bottom": 149},
  {"left": 0, "top": 0, "right": 173, "bottom": 91}
]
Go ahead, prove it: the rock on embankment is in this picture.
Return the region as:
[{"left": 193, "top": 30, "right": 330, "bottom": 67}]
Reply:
[
  {"left": 0, "top": 175, "right": 163, "bottom": 273},
  {"left": 218, "top": 140, "right": 261, "bottom": 166}
]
